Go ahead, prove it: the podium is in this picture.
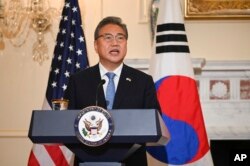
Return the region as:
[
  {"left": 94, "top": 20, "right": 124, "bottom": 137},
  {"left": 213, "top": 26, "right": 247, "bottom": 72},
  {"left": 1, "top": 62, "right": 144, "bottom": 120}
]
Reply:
[{"left": 28, "top": 109, "right": 169, "bottom": 166}]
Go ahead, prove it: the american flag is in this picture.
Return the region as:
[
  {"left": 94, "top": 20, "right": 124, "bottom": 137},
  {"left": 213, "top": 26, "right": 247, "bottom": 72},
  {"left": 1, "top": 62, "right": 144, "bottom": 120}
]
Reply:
[{"left": 28, "top": 0, "right": 89, "bottom": 165}]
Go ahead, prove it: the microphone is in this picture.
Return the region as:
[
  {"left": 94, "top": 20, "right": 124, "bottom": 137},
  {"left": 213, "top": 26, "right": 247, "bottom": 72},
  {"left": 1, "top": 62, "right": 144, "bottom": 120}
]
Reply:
[{"left": 95, "top": 79, "right": 106, "bottom": 106}]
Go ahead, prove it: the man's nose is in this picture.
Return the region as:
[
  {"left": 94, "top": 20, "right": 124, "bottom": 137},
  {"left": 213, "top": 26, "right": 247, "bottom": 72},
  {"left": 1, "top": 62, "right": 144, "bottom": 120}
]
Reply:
[{"left": 111, "top": 37, "right": 119, "bottom": 44}]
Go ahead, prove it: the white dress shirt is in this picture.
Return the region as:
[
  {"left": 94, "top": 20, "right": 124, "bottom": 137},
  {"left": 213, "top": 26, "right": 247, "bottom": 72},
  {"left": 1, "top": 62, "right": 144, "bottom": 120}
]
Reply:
[{"left": 99, "top": 63, "right": 123, "bottom": 97}]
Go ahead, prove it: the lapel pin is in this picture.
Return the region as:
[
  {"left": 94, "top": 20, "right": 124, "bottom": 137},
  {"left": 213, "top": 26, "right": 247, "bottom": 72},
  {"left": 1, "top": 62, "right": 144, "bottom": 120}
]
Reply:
[{"left": 126, "top": 78, "right": 131, "bottom": 82}]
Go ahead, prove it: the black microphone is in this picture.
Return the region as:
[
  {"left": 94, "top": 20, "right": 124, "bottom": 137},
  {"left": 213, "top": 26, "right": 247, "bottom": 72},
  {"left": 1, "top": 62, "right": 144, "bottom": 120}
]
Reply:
[{"left": 95, "top": 79, "right": 106, "bottom": 106}]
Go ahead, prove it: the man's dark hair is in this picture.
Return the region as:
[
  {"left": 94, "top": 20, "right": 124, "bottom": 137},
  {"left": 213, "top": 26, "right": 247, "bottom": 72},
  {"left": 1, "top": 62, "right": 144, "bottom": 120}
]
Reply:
[{"left": 94, "top": 16, "right": 128, "bottom": 40}]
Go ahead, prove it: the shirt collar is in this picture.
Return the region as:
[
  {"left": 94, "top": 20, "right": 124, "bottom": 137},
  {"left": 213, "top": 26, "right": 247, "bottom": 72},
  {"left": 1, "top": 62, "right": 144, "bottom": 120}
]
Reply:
[{"left": 99, "top": 63, "right": 123, "bottom": 78}]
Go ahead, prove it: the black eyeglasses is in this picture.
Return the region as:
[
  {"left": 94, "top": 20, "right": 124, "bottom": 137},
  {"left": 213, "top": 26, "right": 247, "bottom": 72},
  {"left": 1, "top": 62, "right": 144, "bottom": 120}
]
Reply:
[{"left": 97, "top": 33, "right": 127, "bottom": 43}]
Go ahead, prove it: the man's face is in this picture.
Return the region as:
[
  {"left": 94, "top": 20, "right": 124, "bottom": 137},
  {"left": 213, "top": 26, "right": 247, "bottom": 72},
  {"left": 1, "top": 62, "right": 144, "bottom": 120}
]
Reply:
[{"left": 94, "top": 24, "right": 127, "bottom": 70}]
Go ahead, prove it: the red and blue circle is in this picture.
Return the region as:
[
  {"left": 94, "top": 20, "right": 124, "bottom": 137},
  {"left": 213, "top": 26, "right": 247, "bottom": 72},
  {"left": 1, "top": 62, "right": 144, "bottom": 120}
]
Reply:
[{"left": 147, "top": 76, "right": 209, "bottom": 164}]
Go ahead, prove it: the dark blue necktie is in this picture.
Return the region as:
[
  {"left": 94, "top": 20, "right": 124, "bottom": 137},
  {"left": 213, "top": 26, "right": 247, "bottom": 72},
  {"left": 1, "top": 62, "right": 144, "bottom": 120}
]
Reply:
[{"left": 106, "top": 72, "right": 115, "bottom": 110}]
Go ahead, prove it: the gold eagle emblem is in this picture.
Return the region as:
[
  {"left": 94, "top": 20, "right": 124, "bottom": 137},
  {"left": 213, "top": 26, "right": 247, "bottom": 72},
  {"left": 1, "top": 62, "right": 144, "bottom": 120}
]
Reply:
[{"left": 83, "top": 118, "right": 103, "bottom": 135}]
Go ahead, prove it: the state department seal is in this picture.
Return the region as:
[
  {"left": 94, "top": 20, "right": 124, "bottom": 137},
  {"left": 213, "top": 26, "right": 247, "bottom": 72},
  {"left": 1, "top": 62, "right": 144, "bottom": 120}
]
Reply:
[{"left": 74, "top": 106, "right": 114, "bottom": 147}]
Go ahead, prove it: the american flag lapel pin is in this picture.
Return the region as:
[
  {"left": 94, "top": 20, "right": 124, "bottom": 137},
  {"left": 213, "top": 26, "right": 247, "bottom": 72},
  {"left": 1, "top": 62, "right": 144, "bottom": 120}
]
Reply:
[{"left": 126, "top": 77, "right": 131, "bottom": 82}]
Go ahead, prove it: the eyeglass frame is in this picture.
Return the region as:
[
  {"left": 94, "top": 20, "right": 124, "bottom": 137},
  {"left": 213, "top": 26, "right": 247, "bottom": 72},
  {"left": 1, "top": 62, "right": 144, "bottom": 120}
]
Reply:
[{"left": 96, "top": 33, "right": 127, "bottom": 43}]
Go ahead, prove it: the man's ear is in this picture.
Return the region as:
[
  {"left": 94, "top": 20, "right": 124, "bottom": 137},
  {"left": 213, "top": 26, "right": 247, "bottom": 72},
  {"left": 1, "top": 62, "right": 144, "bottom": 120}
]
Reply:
[{"left": 94, "top": 40, "right": 98, "bottom": 53}]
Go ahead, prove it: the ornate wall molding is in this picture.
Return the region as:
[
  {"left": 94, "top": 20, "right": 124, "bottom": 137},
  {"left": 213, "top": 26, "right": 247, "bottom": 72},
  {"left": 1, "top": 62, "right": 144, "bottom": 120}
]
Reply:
[
  {"left": 0, "top": 130, "right": 27, "bottom": 138},
  {"left": 124, "top": 58, "right": 206, "bottom": 73}
]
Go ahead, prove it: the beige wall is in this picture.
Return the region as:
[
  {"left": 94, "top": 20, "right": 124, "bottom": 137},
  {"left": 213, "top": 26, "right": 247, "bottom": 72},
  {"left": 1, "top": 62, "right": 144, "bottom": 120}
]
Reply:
[
  {"left": 186, "top": 20, "right": 250, "bottom": 60},
  {"left": 0, "top": 0, "right": 249, "bottom": 165}
]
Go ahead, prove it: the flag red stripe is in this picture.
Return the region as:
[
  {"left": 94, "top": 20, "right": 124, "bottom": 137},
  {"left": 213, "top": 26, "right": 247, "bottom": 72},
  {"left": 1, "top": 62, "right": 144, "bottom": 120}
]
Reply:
[
  {"left": 28, "top": 151, "right": 40, "bottom": 166},
  {"left": 44, "top": 145, "right": 69, "bottom": 166}
]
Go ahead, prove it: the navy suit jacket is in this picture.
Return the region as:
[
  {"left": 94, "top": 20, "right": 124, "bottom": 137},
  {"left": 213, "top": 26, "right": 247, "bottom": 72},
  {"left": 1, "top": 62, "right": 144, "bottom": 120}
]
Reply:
[{"left": 64, "top": 63, "right": 160, "bottom": 111}]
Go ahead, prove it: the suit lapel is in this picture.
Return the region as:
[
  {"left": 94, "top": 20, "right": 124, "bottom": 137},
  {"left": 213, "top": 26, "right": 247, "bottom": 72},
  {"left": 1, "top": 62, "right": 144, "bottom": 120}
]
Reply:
[{"left": 113, "top": 65, "right": 132, "bottom": 109}]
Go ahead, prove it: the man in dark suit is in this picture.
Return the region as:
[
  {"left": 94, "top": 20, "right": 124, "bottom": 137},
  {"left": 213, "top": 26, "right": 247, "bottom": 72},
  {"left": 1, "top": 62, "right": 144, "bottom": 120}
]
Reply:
[{"left": 64, "top": 16, "right": 160, "bottom": 166}]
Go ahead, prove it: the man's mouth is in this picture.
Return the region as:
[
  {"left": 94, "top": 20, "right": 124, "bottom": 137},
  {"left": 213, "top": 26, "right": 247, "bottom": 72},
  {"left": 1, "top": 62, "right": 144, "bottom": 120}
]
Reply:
[{"left": 109, "top": 49, "right": 120, "bottom": 55}]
